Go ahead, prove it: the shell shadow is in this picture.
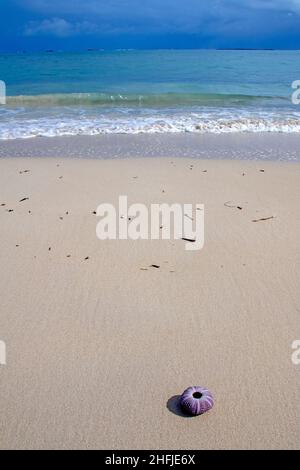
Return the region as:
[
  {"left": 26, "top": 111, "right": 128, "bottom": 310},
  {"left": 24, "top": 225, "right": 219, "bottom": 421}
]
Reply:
[{"left": 166, "top": 395, "right": 194, "bottom": 418}]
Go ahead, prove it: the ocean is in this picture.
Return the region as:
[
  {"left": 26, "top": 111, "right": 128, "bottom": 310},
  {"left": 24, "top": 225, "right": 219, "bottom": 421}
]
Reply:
[{"left": 1, "top": 49, "right": 300, "bottom": 140}]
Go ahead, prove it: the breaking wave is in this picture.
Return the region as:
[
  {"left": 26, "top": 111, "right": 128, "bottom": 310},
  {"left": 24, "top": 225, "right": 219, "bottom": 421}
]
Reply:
[
  {"left": 6, "top": 92, "right": 284, "bottom": 107},
  {"left": 1, "top": 114, "right": 300, "bottom": 140},
  {"left": 1, "top": 93, "right": 299, "bottom": 139}
]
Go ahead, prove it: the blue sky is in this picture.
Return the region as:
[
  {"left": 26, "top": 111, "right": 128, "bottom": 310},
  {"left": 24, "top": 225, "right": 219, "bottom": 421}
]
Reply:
[{"left": 1, "top": 0, "right": 300, "bottom": 51}]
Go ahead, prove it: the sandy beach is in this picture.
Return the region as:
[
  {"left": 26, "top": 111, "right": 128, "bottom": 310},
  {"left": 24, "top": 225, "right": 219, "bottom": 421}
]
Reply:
[{"left": 0, "top": 155, "right": 300, "bottom": 449}]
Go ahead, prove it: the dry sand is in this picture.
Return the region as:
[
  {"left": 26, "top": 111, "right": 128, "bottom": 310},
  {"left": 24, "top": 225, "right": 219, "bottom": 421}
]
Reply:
[{"left": 0, "top": 156, "right": 299, "bottom": 449}]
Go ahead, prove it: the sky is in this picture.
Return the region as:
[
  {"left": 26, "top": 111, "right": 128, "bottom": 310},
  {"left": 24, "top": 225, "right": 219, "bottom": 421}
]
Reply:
[{"left": 1, "top": 0, "right": 300, "bottom": 51}]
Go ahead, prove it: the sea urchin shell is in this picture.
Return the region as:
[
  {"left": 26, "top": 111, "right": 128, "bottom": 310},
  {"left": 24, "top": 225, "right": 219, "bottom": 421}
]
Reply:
[{"left": 180, "top": 386, "right": 214, "bottom": 416}]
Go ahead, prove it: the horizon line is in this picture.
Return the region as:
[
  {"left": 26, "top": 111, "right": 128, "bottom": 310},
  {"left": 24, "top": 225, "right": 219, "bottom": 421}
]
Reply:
[{"left": 1, "top": 47, "right": 300, "bottom": 54}]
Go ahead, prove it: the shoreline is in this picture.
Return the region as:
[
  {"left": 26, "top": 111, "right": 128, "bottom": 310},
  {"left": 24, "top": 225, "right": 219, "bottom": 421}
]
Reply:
[
  {"left": 0, "top": 156, "right": 300, "bottom": 449},
  {"left": 1, "top": 132, "right": 300, "bottom": 161}
]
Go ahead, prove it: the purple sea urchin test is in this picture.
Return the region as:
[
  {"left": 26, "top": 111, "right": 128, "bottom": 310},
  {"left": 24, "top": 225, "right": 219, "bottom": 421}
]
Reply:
[{"left": 180, "top": 386, "right": 214, "bottom": 416}]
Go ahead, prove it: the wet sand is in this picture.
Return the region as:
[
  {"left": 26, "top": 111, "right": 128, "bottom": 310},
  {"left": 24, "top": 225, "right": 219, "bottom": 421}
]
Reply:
[
  {"left": 0, "top": 156, "right": 299, "bottom": 449},
  {"left": 1, "top": 132, "right": 300, "bottom": 161}
]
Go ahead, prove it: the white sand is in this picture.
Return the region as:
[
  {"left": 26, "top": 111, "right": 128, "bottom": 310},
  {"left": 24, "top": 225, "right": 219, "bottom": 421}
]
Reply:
[{"left": 0, "top": 157, "right": 299, "bottom": 449}]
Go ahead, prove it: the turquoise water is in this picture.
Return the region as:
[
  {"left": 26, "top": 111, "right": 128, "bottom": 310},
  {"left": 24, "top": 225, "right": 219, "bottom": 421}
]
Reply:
[{"left": 1, "top": 50, "right": 300, "bottom": 138}]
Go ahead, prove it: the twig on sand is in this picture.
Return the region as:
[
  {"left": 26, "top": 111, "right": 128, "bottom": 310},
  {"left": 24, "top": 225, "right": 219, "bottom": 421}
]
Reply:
[
  {"left": 19, "top": 197, "right": 29, "bottom": 202},
  {"left": 224, "top": 201, "right": 243, "bottom": 210},
  {"left": 252, "top": 216, "right": 275, "bottom": 223},
  {"left": 181, "top": 237, "right": 196, "bottom": 243}
]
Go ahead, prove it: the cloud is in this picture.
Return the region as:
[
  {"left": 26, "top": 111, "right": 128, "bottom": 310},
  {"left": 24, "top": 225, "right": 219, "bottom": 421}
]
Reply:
[
  {"left": 24, "top": 17, "right": 99, "bottom": 37},
  {"left": 14, "top": 0, "right": 300, "bottom": 41},
  {"left": 243, "top": 0, "right": 300, "bottom": 13},
  {"left": 20, "top": 1, "right": 219, "bottom": 36}
]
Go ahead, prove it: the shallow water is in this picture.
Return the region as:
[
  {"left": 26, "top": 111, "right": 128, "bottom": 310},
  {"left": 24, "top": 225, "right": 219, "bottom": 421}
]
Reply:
[{"left": 1, "top": 50, "right": 300, "bottom": 139}]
